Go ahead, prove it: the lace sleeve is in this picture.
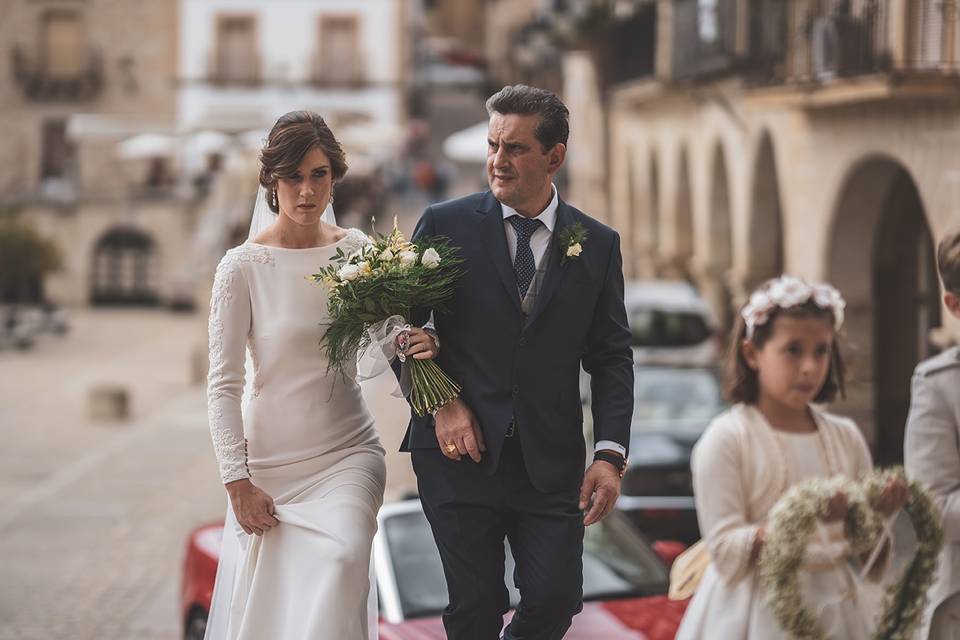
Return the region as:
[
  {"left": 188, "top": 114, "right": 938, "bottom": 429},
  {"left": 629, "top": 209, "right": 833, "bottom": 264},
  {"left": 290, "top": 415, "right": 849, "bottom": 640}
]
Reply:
[{"left": 207, "top": 251, "right": 252, "bottom": 484}]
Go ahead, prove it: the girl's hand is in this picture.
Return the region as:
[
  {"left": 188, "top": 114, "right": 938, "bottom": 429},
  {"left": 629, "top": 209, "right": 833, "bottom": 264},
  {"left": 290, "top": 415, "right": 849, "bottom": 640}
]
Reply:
[
  {"left": 874, "top": 476, "right": 909, "bottom": 517},
  {"left": 226, "top": 478, "right": 279, "bottom": 536},
  {"left": 822, "top": 490, "right": 849, "bottom": 523},
  {"left": 399, "top": 327, "right": 439, "bottom": 360}
]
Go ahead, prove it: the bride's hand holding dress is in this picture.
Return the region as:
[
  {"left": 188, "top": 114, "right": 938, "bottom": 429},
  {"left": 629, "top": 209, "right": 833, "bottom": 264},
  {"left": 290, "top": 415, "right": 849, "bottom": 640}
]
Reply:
[{"left": 225, "top": 478, "right": 279, "bottom": 536}]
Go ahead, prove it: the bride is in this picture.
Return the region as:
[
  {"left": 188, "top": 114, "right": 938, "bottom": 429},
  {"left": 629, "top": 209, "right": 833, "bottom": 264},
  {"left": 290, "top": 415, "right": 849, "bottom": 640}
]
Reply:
[{"left": 203, "top": 110, "right": 437, "bottom": 639}]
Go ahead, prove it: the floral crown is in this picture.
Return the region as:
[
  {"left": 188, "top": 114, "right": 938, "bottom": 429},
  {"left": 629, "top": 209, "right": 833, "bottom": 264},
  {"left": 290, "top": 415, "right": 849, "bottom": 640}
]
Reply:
[{"left": 741, "top": 275, "right": 846, "bottom": 340}]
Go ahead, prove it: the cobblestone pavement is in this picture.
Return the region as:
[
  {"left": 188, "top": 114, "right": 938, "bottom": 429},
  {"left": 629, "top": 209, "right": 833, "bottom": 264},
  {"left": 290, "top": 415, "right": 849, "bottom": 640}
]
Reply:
[{"left": 0, "top": 307, "right": 418, "bottom": 640}]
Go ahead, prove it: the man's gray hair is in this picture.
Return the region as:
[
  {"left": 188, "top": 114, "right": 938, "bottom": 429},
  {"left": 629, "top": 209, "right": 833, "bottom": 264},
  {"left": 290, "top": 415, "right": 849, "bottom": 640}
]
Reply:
[{"left": 485, "top": 84, "right": 569, "bottom": 152}]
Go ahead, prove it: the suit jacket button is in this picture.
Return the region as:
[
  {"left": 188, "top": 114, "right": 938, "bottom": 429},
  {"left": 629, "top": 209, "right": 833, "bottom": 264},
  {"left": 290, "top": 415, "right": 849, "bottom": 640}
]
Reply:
[
  {"left": 512, "top": 385, "right": 520, "bottom": 397},
  {"left": 518, "top": 337, "right": 527, "bottom": 347}
]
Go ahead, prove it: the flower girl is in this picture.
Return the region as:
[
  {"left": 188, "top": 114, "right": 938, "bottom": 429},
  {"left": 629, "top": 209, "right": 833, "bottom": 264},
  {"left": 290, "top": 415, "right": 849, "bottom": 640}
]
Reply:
[{"left": 675, "top": 275, "right": 908, "bottom": 639}]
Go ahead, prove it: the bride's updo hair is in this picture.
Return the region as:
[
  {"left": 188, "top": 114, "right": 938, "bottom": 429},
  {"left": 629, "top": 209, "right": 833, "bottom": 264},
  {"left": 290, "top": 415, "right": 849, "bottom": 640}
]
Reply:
[{"left": 258, "top": 110, "right": 348, "bottom": 213}]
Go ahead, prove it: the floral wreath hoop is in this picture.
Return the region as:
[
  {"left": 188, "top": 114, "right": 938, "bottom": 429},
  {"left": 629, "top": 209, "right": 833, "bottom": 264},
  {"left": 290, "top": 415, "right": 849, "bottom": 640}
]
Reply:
[{"left": 758, "top": 468, "right": 944, "bottom": 640}]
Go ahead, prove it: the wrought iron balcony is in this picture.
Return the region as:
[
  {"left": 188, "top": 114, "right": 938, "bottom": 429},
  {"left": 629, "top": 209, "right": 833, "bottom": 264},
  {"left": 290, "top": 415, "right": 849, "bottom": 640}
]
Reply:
[
  {"left": 542, "top": 0, "right": 657, "bottom": 88},
  {"left": 671, "top": 0, "right": 738, "bottom": 80},
  {"left": 751, "top": 0, "right": 959, "bottom": 87},
  {"left": 10, "top": 45, "right": 103, "bottom": 101}
]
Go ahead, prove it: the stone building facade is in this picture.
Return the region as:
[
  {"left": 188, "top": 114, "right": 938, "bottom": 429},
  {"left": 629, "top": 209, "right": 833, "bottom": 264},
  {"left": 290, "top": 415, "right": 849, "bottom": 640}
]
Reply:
[
  {"left": 1, "top": 0, "right": 187, "bottom": 307},
  {"left": 552, "top": 0, "right": 960, "bottom": 463}
]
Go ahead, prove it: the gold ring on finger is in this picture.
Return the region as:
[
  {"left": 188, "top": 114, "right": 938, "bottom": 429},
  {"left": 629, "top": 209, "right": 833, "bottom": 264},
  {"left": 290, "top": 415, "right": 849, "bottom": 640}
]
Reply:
[{"left": 445, "top": 443, "right": 457, "bottom": 454}]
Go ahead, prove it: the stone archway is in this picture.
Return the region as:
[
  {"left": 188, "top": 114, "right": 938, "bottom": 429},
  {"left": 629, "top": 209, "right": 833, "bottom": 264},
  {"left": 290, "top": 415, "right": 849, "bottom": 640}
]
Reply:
[
  {"left": 743, "top": 132, "right": 784, "bottom": 296},
  {"left": 827, "top": 157, "right": 939, "bottom": 465},
  {"left": 702, "top": 141, "right": 735, "bottom": 329},
  {"left": 649, "top": 149, "right": 661, "bottom": 271},
  {"left": 664, "top": 146, "right": 694, "bottom": 279},
  {"left": 90, "top": 226, "right": 160, "bottom": 306}
]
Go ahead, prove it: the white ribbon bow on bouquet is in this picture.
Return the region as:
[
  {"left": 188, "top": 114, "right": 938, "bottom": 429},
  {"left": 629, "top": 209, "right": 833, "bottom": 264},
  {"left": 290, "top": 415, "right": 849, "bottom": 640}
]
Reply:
[{"left": 356, "top": 314, "right": 412, "bottom": 398}]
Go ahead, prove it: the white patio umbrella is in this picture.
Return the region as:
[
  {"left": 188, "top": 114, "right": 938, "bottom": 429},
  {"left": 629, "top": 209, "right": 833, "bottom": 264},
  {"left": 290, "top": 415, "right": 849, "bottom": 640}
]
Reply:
[
  {"left": 116, "top": 133, "right": 177, "bottom": 159},
  {"left": 442, "top": 121, "right": 489, "bottom": 163},
  {"left": 239, "top": 128, "right": 269, "bottom": 151},
  {"left": 187, "top": 130, "right": 233, "bottom": 156}
]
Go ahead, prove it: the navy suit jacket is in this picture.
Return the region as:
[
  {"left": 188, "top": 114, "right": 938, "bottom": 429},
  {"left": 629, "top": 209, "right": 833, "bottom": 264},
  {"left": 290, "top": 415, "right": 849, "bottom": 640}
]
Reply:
[{"left": 401, "top": 191, "right": 633, "bottom": 493}]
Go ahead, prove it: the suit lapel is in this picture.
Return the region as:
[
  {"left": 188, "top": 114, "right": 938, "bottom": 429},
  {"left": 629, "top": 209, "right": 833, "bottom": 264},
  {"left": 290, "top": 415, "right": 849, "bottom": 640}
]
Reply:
[
  {"left": 525, "top": 200, "right": 574, "bottom": 328},
  {"left": 478, "top": 191, "right": 522, "bottom": 312}
]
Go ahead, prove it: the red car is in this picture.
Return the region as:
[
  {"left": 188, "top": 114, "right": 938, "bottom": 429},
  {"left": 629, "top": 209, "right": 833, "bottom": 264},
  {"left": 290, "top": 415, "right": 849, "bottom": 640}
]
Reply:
[{"left": 182, "top": 500, "right": 689, "bottom": 640}]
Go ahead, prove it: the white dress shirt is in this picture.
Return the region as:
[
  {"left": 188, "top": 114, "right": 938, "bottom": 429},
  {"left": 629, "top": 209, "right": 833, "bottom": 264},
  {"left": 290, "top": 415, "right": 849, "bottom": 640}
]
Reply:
[{"left": 498, "top": 185, "right": 626, "bottom": 459}]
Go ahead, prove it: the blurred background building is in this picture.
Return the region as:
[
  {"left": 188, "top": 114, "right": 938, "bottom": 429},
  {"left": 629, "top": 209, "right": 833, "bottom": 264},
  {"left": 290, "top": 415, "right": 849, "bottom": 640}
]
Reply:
[
  {"left": 4, "top": 1, "right": 960, "bottom": 637},
  {"left": 2, "top": 0, "right": 959, "bottom": 473},
  {"left": 505, "top": 0, "right": 960, "bottom": 466},
  {"left": 1, "top": 0, "right": 182, "bottom": 307}
]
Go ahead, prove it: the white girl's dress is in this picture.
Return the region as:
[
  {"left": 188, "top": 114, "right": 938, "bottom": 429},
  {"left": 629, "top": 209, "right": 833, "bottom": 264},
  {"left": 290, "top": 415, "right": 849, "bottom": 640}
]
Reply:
[
  {"left": 675, "top": 403, "right": 888, "bottom": 640},
  {"left": 204, "top": 230, "right": 386, "bottom": 640}
]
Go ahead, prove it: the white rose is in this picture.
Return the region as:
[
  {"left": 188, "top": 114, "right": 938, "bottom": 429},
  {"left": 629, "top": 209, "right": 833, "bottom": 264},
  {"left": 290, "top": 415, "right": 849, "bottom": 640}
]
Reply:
[
  {"left": 566, "top": 242, "right": 582, "bottom": 258},
  {"left": 399, "top": 250, "right": 418, "bottom": 267},
  {"left": 380, "top": 249, "right": 395, "bottom": 262},
  {"left": 338, "top": 264, "right": 361, "bottom": 281},
  {"left": 421, "top": 248, "right": 441, "bottom": 269}
]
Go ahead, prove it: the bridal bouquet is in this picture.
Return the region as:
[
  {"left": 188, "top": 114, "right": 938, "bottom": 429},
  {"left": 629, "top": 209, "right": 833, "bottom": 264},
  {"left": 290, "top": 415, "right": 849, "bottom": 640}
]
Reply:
[{"left": 311, "top": 222, "right": 464, "bottom": 416}]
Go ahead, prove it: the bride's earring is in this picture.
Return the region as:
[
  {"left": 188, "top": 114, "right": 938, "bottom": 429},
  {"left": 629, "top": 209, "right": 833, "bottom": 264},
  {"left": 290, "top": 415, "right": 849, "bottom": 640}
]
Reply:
[{"left": 271, "top": 188, "right": 278, "bottom": 210}]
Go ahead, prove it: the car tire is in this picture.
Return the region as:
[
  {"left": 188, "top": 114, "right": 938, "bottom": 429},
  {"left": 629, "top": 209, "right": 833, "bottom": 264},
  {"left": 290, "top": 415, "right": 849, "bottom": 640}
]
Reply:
[{"left": 184, "top": 607, "right": 207, "bottom": 640}]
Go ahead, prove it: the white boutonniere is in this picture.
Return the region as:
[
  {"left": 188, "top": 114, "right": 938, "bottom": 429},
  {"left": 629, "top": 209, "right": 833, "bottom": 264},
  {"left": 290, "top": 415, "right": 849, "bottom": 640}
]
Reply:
[{"left": 557, "top": 222, "right": 588, "bottom": 266}]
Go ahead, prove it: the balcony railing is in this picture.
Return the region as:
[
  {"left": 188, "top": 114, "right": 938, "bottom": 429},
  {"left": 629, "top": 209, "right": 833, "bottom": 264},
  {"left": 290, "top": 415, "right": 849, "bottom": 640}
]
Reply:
[
  {"left": 540, "top": 0, "right": 657, "bottom": 88},
  {"left": 310, "top": 52, "right": 368, "bottom": 88},
  {"left": 671, "top": 0, "right": 738, "bottom": 79},
  {"left": 206, "top": 51, "right": 261, "bottom": 86},
  {"left": 10, "top": 45, "right": 103, "bottom": 101},
  {"left": 752, "top": 0, "right": 959, "bottom": 86}
]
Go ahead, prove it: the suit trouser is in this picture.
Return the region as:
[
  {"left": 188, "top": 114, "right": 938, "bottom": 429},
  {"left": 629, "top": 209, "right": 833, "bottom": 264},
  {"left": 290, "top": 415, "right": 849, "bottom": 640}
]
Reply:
[{"left": 412, "top": 436, "right": 584, "bottom": 640}]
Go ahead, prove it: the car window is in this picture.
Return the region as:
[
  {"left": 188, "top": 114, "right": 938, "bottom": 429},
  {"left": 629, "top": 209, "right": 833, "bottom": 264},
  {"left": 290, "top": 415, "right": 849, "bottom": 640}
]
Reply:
[
  {"left": 581, "top": 513, "right": 669, "bottom": 599},
  {"left": 632, "top": 367, "right": 724, "bottom": 434},
  {"left": 629, "top": 309, "right": 711, "bottom": 347},
  {"left": 383, "top": 509, "right": 668, "bottom": 619}
]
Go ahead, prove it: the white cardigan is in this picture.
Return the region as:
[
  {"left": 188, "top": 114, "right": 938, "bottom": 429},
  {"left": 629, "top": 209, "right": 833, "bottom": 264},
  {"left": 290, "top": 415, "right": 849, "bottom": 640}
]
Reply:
[{"left": 692, "top": 403, "right": 875, "bottom": 584}]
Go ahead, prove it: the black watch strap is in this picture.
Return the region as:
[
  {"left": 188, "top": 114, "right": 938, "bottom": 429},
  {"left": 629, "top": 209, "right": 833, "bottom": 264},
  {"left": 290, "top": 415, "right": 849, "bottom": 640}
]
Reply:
[{"left": 593, "top": 450, "right": 627, "bottom": 477}]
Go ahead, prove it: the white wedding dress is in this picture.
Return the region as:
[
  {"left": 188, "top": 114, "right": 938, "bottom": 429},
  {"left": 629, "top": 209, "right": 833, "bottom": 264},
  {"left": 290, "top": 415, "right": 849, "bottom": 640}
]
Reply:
[{"left": 204, "top": 228, "right": 386, "bottom": 640}]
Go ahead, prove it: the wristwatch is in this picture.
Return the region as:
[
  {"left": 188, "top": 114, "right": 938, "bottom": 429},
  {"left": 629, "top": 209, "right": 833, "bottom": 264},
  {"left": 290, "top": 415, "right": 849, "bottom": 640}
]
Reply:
[{"left": 594, "top": 450, "right": 628, "bottom": 478}]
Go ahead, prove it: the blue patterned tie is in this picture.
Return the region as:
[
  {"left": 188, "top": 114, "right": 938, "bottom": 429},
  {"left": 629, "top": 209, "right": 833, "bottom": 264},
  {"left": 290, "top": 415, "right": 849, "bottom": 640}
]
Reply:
[{"left": 508, "top": 215, "right": 541, "bottom": 298}]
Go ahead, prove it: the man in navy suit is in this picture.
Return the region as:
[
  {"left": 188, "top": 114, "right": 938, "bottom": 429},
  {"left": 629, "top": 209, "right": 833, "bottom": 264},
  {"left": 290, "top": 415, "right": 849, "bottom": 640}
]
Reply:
[{"left": 403, "top": 85, "right": 633, "bottom": 640}]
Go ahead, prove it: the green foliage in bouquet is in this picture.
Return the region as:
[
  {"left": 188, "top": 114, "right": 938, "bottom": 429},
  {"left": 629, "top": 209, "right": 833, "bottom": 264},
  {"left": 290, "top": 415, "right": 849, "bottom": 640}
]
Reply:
[{"left": 311, "top": 224, "right": 465, "bottom": 416}]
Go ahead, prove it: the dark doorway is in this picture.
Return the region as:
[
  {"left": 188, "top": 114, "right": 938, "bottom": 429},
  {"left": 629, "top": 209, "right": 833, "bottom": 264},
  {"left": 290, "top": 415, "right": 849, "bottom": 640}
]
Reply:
[{"left": 90, "top": 227, "right": 159, "bottom": 306}]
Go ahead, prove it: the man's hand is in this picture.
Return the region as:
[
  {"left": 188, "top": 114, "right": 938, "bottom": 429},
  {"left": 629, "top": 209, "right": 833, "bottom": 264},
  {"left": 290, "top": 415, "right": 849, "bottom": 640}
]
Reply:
[
  {"left": 579, "top": 460, "right": 622, "bottom": 526},
  {"left": 226, "top": 478, "right": 279, "bottom": 536},
  {"left": 434, "top": 398, "right": 486, "bottom": 462}
]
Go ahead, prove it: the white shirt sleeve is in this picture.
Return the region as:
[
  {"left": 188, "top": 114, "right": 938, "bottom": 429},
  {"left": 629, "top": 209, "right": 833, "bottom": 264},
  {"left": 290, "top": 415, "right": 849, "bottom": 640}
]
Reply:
[
  {"left": 206, "top": 254, "right": 251, "bottom": 484},
  {"left": 594, "top": 440, "right": 627, "bottom": 457}
]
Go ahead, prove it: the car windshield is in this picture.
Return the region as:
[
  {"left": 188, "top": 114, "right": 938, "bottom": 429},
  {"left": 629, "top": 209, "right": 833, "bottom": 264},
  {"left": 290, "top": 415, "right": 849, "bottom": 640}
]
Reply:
[
  {"left": 384, "top": 509, "right": 668, "bottom": 619},
  {"left": 632, "top": 367, "right": 724, "bottom": 434},
  {"left": 629, "top": 308, "right": 711, "bottom": 347}
]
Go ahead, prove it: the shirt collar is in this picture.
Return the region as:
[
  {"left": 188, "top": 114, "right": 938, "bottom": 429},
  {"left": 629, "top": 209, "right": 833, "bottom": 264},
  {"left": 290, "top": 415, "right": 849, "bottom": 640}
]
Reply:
[{"left": 500, "top": 183, "right": 558, "bottom": 232}]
